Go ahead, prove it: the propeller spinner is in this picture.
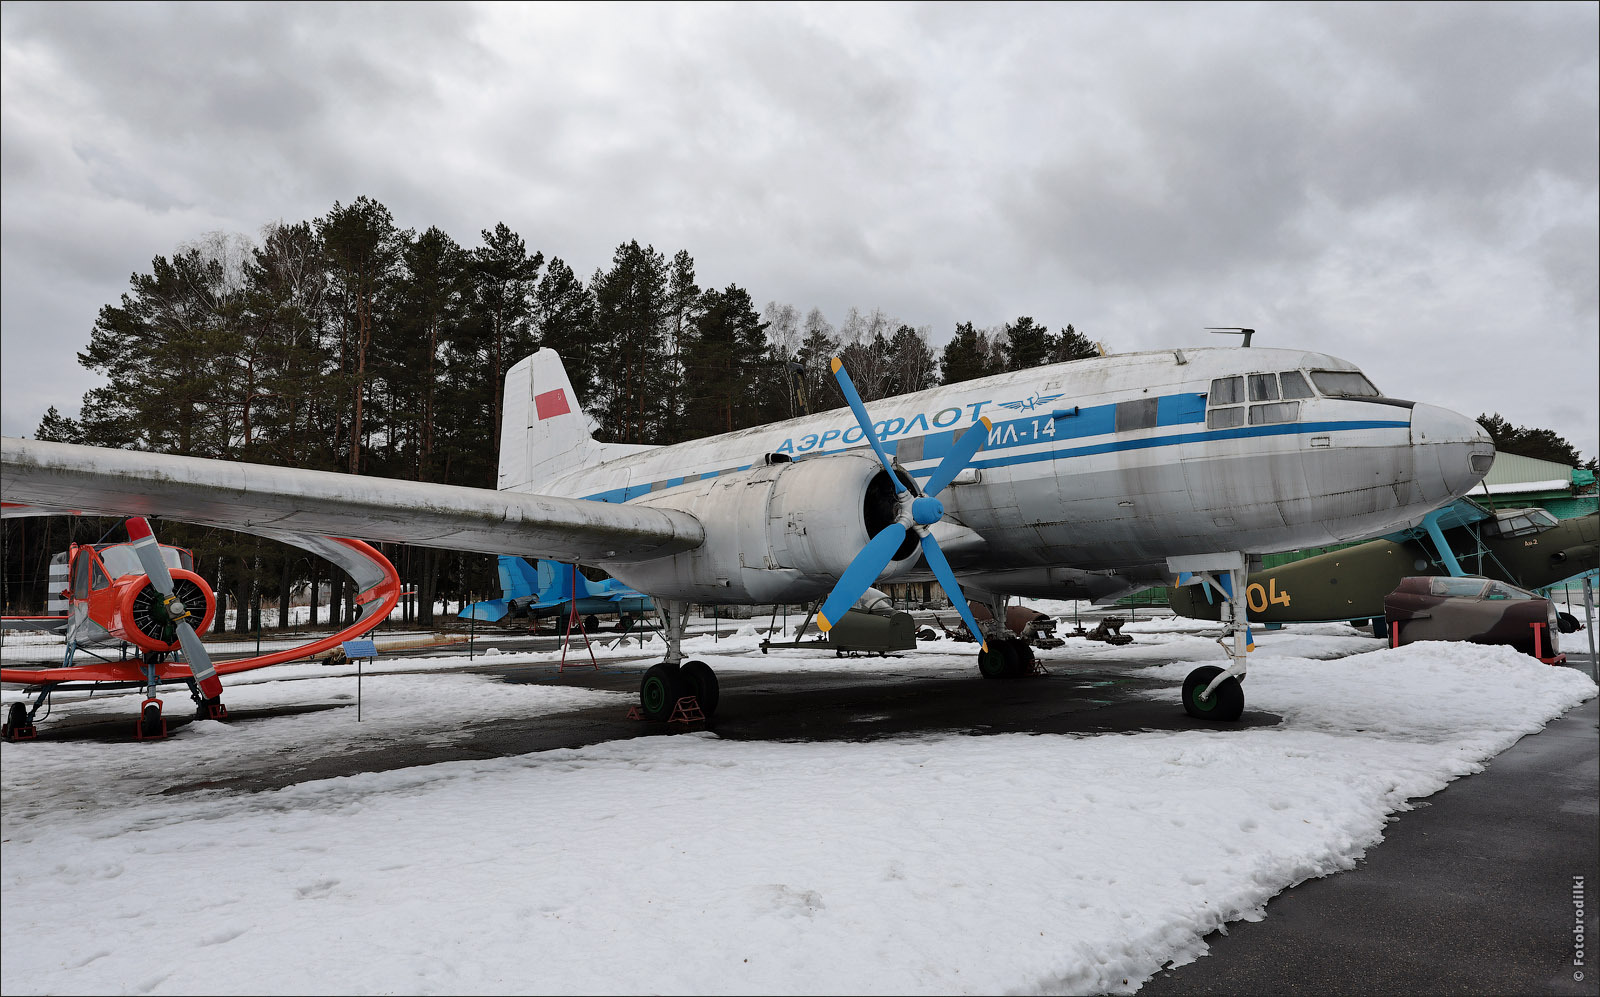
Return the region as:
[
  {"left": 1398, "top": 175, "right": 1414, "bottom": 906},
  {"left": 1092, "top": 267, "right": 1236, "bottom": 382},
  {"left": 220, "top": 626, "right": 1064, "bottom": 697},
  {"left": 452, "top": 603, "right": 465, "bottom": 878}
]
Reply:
[{"left": 814, "top": 358, "right": 993, "bottom": 651}]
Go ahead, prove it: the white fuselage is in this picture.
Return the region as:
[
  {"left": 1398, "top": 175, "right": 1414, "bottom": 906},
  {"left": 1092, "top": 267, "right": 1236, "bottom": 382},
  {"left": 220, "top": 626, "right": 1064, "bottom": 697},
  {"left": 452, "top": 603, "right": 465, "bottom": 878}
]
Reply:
[{"left": 538, "top": 347, "right": 1491, "bottom": 602}]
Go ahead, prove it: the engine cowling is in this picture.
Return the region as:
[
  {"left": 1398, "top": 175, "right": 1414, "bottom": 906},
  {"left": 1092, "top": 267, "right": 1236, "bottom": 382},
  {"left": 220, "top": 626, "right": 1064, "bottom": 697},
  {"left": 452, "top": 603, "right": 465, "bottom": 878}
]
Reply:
[
  {"left": 113, "top": 568, "right": 217, "bottom": 653},
  {"left": 613, "top": 453, "right": 919, "bottom": 603}
]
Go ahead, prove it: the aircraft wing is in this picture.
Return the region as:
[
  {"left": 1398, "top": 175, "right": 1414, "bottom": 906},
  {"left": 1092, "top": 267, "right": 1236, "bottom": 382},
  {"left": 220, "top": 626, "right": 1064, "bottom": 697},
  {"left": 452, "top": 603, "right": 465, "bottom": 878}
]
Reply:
[
  {"left": 1379, "top": 496, "right": 1492, "bottom": 543},
  {"left": 0, "top": 438, "right": 704, "bottom": 564}
]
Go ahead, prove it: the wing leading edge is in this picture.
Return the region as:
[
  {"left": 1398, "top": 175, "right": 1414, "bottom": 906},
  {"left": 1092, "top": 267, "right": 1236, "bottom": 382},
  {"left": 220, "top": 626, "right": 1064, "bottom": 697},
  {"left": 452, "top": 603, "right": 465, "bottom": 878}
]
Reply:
[{"left": 0, "top": 438, "right": 704, "bottom": 564}]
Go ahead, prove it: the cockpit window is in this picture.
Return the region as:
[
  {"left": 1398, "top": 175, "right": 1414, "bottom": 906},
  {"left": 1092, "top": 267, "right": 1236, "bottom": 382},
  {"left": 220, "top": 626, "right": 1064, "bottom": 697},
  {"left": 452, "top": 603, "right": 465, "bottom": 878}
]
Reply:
[
  {"left": 1279, "top": 371, "right": 1314, "bottom": 399},
  {"left": 1310, "top": 370, "right": 1380, "bottom": 398},
  {"left": 1484, "top": 508, "right": 1558, "bottom": 538},
  {"left": 1249, "top": 401, "right": 1300, "bottom": 425},
  {"left": 1429, "top": 577, "right": 1489, "bottom": 598},
  {"left": 1248, "top": 374, "right": 1279, "bottom": 402},
  {"left": 1209, "top": 376, "right": 1244, "bottom": 405},
  {"left": 1207, "top": 407, "right": 1245, "bottom": 430},
  {"left": 71, "top": 550, "right": 90, "bottom": 598}
]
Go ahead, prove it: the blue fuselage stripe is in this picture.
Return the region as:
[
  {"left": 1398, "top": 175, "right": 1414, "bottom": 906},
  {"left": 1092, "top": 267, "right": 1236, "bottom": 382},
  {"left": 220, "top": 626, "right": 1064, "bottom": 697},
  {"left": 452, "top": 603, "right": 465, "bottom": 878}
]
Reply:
[{"left": 581, "top": 418, "right": 1409, "bottom": 501}]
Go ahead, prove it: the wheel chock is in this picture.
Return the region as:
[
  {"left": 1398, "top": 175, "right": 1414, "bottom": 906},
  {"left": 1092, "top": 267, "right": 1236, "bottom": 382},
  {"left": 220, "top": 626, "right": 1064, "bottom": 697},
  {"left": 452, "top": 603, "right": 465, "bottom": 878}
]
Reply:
[
  {"left": 2, "top": 721, "right": 37, "bottom": 742},
  {"left": 667, "top": 696, "right": 705, "bottom": 726},
  {"left": 1529, "top": 622, "right": 1566, "bottom": 665},
  {"left": 626, "top": 697, "right": 707, "bottom": 728},
  {"left": 200, "top": 700, "right": 229, "bottom": 721},
  {"left": 134, "top": 698, "right": 167, "bottom": 741}
]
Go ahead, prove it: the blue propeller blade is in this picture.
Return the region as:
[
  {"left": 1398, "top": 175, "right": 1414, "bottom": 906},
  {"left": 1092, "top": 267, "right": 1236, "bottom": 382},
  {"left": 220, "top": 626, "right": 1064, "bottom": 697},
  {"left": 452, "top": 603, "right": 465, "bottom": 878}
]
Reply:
[
  {"left": 919, "top": 531, "right": 987, "bottom": 651},
  {"left": 816, "top": 523, "right": 908, "bottom": 633},
  {"left": 830, "top": 357, "right": 904, "bottom": 494},
  {"left": 922, "top": 417, "right": 992, "bottom": 497}
]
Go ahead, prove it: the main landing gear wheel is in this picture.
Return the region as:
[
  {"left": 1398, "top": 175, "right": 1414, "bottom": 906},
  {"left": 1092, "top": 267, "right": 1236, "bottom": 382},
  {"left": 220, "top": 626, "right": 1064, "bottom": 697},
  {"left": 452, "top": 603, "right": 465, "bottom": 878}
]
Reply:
[
  {"left": 1182, "top": 665, "right": 1244, "bottom": 722},
  {"left": 978, "top": 639, "right": 1031, "bottom": 679},
  {"left": 680, "top": 660, "right": 720, "bottom": 718},
  {"left": 639, "top": 663, "right": 685, "bottom": 722},
  {"left": 3, "top": 701, "right": 35, "bottom": 741}
]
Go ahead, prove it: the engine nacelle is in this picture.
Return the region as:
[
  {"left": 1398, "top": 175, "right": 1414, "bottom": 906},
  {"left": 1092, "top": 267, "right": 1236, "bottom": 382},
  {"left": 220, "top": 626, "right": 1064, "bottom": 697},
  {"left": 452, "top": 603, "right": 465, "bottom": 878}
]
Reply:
[
  {"left": 612, "top": 453, "right": 918, "bottom": 603},
  {"left": 111, "top": 568, "right": 217, "bottom": 653}
]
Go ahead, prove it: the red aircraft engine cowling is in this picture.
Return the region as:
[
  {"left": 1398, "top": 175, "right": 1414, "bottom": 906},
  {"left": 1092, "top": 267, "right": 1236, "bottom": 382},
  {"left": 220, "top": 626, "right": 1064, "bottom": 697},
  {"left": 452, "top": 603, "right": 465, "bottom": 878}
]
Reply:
[{"left": 111, "top": 567, "right": 217, "bottom": 654}]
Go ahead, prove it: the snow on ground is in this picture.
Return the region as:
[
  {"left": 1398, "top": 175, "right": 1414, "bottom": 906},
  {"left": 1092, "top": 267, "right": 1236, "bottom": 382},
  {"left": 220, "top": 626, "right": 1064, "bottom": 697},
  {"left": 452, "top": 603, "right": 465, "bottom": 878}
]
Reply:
[{"left": 2, "top": 628, "right": 1594, "bottom": 996}]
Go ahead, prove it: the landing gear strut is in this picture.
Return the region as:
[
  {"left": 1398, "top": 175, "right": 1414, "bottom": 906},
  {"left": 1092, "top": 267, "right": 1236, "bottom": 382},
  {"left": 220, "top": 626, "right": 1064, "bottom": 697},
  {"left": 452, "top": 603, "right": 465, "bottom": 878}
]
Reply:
[
  {"left": 1168, "top": 552, "right": 1250, "bottom": 722},
  {"left": 637, "top": 601, "right": 720, "bottom": 722},
  {"left": 975, "top": 594, "right": 1036, "bottom": 679}
]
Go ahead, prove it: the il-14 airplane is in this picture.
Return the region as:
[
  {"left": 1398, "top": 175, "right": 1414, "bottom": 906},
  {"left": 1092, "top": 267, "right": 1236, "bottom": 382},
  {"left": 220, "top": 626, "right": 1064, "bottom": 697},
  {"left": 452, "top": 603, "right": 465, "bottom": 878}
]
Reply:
[{"left": 1, "top": 343, "right": 1495, "bottom": 725}]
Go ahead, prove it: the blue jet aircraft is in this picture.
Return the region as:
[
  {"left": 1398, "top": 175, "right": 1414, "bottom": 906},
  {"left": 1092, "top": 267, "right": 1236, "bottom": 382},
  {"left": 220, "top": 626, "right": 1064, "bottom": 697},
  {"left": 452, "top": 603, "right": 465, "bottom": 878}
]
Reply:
[{"left": 459, "top": 556, "right": 654, "bottom": 624}]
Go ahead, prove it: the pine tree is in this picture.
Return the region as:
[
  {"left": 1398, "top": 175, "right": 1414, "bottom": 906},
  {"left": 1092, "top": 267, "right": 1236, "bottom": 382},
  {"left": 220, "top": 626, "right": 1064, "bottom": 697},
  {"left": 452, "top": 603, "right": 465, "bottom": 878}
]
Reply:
[
  {"left": 34, "top": 406, "right": 83, "bottom": 443},
  {"left": 884, "top": 325, "right": 938, "bottom": 396},
  {"left": 470, "top": 222, "right": 543, "bottom": 457},
  {"left": 793, "top": 308, "right": 841, "bottom": 415},
  {"left": 1003, "top": 316, "right": 1051, "bottom": 371},
  {"left": 1048, "top": 323, "right": 1100, "bottom": 363},
  {"left": 590, "top": 241, "right": 670, "bottom": 443},
  {"left": 318, "top": 197, "right": 406, "bottom": 475},
  {"left": 939, "top": 321, "right": 1003, "bottom": 384},
  {"left": 682, "top": 284, "right": 771, "bottom": 434},
  {"left": 534, "top": 257, "right": 598, "bottom": 403},
  {"left": 1476, "top": 413, "right": 1584, "bottom": 466}
]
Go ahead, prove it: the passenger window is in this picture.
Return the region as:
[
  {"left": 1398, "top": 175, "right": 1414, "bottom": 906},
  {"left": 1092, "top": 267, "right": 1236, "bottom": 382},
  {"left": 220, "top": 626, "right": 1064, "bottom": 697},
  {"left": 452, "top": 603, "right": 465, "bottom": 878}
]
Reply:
[
  {"left": 90, "top": 557, "right": 110, "bottom": 590},
  {"left": 1207, "top": 407, "right": 1245, "bottom": 430},
  {"left": 1279, "top": 371, "right": 1313, "bottom": 399},
  {"left": 1248, "top": 401, "right": 1300, "bottom": 425},
  {"left": 1115, "top": 398, "right": 1158, "bottom": 432},
  {"left": 1248, "top": 374, "right": 1279, "bottom": 402},
  {"left": 1209, "top": 377, "right": 1244, "bottom": 405}
]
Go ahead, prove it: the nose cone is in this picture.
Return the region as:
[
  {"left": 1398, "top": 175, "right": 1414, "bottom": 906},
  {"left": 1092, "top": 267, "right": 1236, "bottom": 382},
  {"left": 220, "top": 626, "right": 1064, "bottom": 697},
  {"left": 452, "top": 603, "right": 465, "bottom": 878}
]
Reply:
[{"left": 1411, "top": 403, "right": 1496, "bottom": 500}]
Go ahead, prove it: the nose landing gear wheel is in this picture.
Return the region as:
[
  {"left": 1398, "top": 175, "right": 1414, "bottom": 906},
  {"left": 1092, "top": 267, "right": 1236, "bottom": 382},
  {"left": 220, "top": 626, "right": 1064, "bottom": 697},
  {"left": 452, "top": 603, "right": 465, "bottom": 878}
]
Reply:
[{"left": 1182, "top": 665, "right": 1244, "bottom": 722}]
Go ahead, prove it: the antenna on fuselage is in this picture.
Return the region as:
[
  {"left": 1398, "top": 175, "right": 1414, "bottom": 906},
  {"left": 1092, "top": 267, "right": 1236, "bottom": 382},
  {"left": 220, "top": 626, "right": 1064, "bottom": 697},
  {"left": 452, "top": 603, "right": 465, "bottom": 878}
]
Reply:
[{"left": 1206, "top": 327, "right": 1256, "bottom": 347}]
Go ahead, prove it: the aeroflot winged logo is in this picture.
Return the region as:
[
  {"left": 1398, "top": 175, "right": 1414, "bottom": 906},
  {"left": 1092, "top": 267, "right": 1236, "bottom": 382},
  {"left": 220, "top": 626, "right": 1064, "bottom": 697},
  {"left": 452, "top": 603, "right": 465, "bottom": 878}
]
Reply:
[{"left": 996, "top": 392, "right": 1064, "bottom": 413}]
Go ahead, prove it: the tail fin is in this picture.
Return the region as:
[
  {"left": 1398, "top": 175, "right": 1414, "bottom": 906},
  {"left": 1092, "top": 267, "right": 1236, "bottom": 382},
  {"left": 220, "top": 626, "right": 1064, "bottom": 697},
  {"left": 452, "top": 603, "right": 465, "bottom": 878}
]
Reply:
[
  {"left": 535, "top": 560, "right": 595, "bottom": 603},
  {"left": 497, "top": 350, "right": 653, "bottom": 493},
  {"left": 497, "top": 556, "right": 539, "bottom": 601}
]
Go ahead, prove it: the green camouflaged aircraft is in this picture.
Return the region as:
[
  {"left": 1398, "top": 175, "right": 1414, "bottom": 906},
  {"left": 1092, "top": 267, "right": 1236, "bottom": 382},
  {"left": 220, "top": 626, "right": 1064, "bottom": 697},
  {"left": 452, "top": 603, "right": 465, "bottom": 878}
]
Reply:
[{"left": 1167, "top": 501, "right": 1597, "bottom": 635}]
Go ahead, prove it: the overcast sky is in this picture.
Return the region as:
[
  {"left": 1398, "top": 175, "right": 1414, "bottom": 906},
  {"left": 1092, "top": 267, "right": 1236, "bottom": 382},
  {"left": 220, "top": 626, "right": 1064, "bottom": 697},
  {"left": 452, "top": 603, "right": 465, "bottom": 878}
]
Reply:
[{"left": 2, "top": 2, "right": 1595, "bottom": 458}]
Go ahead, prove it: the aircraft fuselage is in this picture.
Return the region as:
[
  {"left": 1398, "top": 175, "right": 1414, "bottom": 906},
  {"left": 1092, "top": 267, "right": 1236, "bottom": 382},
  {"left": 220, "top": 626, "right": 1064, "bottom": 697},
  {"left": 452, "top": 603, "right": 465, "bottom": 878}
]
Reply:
[{"left": 537, "top": 347, "right": 1492, "bottom": 602}]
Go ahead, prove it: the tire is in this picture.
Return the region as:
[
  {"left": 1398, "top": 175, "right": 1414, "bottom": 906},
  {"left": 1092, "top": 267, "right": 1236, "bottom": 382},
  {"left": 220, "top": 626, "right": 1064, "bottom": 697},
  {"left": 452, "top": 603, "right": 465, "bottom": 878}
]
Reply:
[
  {"left": 639, "top": 663, "right": 684, "bottom": 722},
  {"left": 140, "top": 701, "right": 164, "bottom": 738},
  {"left": 978, "top": 640, "right": 1022, "bottom": 679},
  {"left": 1557, "top": 612, "right": 1579, "bottom": 634},
  {"left": 1371, "top": 616, "right": 1389, "bottom": 640},
  {"left": 3, "top": 701, "right": 27, "bottom": 737},
  {"left": 680, "top": 660, "right": 720, "bottom": 717},
  {"left": 1182, "top": 665, "right": 1244, "bottom": 722},
  {"left": 1015, "top": 641, "right": 1036, "bottom": 675}
]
